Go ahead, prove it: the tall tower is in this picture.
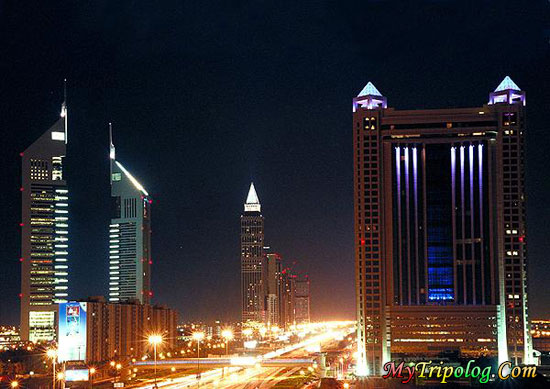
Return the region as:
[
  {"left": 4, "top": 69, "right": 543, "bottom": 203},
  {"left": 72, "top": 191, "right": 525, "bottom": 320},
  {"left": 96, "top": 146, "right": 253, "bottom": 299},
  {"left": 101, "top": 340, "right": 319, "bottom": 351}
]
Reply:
[
  {"left": 20, "top": 87, "right": 69, "bottom": 342},
  {"left": 264, "top": 251, "right": 283, "bottom": 326},
  {"left": 108, "top": 126, "right": 152, "bottom": 304},
  {"left": 240, "top": 183, "right": 265, "bottom": 322},
  {"left": 294, "top": 276, "right": 311, "bottom": 324},
  {"left": 353, "top": 77, "right": 533, "bottom": 375}
]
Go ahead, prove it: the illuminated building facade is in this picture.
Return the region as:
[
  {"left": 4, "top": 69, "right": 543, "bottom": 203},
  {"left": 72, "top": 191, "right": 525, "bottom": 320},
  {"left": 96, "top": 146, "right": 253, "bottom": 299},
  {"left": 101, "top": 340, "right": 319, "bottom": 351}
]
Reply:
[
  {"left": 241, "top": 183, "right": 265, "bottom": 322},
  {"left": 294, "top": 276, "right": 311, "bottom": 324},
  {"left": 281, "top": 270, "right": 295, "bottom": 328},
  {"left": 280, "top": 271, "right": 311, "bottom": 327},
  {"left": 58, "top": 297, "right": 177, "bottom": 363},
  {"left": 264, "top": 252, "right": 283, "bottom": 326},
  {"left": 353, "top": 77, "right": 533, "bottom": 375},
  {"left": 109, "top": 129, "right": 152, "bottom": 304},
  {"left": 20, "top": 96, "right": 69, "bottom": 342},
  {"left": 531, "top": 320, "right": 550, "bottom": 353}
]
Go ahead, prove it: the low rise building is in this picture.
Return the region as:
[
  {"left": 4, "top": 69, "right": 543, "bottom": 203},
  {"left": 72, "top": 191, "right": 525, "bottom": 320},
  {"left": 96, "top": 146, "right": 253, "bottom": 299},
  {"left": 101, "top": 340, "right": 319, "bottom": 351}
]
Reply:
[{"left": 57, "top": 297, "right": 178, "bottom": 363}]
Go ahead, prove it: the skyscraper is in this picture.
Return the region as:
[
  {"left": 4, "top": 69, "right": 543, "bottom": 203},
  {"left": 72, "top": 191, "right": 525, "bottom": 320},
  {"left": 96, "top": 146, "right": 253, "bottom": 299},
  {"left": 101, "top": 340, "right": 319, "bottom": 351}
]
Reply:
[
  {"left": 240, "top": 183, "right": 265, "bottom": 322},
  {"left": 294, "top": 276, "right": 311, "bottom": 324},
  {"left": 20, "top": 91, "right": 69, "bottom": 342},
  {"left": 108, "top": 126, "right": 152, "bottom": 304},
  {"left": 353, "top": 77, "right": 532, "bottom": 375},
  {"left": 264, "top": 251, "right": 283, "bottom": 326}
]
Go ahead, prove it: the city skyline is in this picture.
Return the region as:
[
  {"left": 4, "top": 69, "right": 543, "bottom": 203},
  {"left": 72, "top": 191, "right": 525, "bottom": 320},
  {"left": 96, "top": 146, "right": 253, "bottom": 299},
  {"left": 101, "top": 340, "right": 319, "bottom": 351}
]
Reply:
[{"left": 1, "top": 1, "right": 549, "bottom": 327}]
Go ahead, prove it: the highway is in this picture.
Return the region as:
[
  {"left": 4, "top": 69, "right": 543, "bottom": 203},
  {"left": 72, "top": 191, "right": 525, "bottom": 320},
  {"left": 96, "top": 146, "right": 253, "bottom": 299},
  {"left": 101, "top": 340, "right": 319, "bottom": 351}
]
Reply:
[{"left": 130, "top": 321, "right": 354, "bottom": 389}]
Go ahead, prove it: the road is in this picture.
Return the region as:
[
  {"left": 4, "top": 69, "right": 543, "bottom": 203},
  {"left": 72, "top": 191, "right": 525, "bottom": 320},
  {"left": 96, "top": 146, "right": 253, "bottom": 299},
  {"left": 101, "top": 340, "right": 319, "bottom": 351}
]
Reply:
[{"left": 131, "top": 322, "right": 354, "bottom": 389}]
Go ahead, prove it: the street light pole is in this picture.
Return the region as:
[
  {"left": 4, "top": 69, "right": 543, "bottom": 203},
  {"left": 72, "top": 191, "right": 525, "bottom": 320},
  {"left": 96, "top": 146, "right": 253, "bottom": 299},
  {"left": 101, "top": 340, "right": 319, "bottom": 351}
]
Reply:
[
  {"left": 53, "top": 358, "right": 56, "bottom": 389},
  {"left": 192, "top": 332, "right": 204, "bottom": 388},
  {"left": 153, "top": 342, "right": 158, "bottom": 389},
  {"left": 197, "top": 339, "right": 200, "bottom": 379},
  {"left": 89, "top": 368, "right": 96, "bottom": 389},
  {"left": 47, "top": 349, "right": 57, "bottom": 389},
  {"left": 147, "top": 334, "right": 163, "bottom": 389}
]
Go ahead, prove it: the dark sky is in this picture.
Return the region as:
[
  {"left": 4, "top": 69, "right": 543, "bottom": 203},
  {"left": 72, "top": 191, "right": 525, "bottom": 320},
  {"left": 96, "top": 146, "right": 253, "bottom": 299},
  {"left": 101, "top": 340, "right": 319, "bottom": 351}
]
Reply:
[{"left": 1, "top": 1, "right": 549, "bottom": 325}]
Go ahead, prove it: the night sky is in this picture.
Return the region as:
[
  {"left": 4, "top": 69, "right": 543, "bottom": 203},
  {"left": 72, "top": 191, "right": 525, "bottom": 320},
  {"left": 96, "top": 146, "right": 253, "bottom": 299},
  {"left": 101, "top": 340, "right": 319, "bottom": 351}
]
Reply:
[{"left": 1, "top": 1, "right": 549, "bottom": 325}]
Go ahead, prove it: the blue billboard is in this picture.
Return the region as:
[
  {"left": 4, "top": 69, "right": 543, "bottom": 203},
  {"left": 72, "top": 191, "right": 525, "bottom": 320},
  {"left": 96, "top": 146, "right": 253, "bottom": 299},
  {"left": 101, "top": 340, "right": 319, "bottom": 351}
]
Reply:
[
  {"left": 65, "top": 369, "right": 90, "bottom": 382},
  {"left": 58, "top": 302, "right": 87, "bottom": 362}
]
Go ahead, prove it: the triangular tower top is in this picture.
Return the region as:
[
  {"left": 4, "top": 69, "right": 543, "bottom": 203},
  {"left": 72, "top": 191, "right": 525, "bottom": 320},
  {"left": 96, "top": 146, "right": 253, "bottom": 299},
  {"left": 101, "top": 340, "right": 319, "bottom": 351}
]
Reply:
[
  {"left": 489, "top": 76, "right": 525, "bottom": 106},
  {"left": 358, "top": 82, "right": 382, "bottom": 97},
  {"left": 244, "top": 182, "right": 261, "bottom": 212},
  {"left": 353, "top": 81, "right": 387, "bottom": 111},
  {"left": 494, "top": 76, "right": 521, "bottom": 92}
]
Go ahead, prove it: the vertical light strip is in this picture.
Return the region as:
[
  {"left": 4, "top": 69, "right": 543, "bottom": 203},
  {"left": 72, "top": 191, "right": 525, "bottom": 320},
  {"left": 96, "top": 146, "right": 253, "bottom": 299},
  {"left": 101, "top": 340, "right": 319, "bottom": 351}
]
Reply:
[
  {"left": 395, "top": 147, "right": 402, "bottom": 304},
  {"left": 478, "top": 144, "right": 485, "bottom": 304},
  {"left": 469, "top": 145, "right": 476, "bottom": 304},
  {"left": 413, "top": 147, "right": 419, "bottom": 304},
  {"left": 451, "top": 147, "right": 457, "bottom": 302},
  {"left": 404, "top": 147, "right": 411, "bottom": 305},
  {"left": 460, "top": 146, "right": 466, "bottom": 304}
]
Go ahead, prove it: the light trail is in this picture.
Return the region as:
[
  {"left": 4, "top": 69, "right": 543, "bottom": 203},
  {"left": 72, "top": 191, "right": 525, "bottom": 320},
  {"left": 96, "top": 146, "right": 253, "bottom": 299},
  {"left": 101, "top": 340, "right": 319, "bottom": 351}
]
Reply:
[{"left": 132, "top": 321, "right": 355, "bottom": 389}]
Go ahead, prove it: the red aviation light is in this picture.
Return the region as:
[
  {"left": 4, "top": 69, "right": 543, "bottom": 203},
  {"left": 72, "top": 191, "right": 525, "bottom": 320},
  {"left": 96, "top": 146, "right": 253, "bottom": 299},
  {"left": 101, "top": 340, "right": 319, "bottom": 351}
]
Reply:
[
  {"left": 149, "top": 291, "right": 153, "bottom": 297},
  {"left": 19, "top": 258, "right": 24, "bottom": 262},
  {"left": 148, "top": 199, "right": 153, "bottom": 204},
  {"left": 20, "top": 187, "right": 24, "bottom": 192},
  {"left": 519, "top": 235, "right": 525, "bottom": 243},
  {"left": 360, "top": 238, "right": 366, "bottom": 245},
  {"left": 18, "top": 293, "right": 23, "bottom": 298},
  {"left": 149, "top": 260, "right": 152, "bottom": 265},
  {"left": 19, "top": 223, "right": 24, "bottom": 227},
  {"left": 19, "top": 152, "right": 24, "bottom": 157}
]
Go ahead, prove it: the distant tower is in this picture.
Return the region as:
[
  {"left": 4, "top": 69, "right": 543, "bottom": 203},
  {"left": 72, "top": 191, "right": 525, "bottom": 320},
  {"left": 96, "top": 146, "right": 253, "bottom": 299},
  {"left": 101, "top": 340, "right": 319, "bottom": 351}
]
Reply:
[
  {"left": 108, "top": 125, "right": 152, "bottom": 304},
  {"left": 20, "top": 84, "right": 69, "bottom": 342},
  {"left": 294, "top": 276, "right": 311, "bottom": 324},
  {"left": 264, "top": 251, "right": 283, "bottom": 326},
  {"left": 241, "top": 183, "right": 265, "bottom": 322}
]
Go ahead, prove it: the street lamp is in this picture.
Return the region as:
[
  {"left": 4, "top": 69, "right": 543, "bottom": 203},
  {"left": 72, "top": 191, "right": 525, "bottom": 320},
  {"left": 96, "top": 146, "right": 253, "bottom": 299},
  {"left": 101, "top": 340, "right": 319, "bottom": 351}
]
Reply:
[
  {"left": 10, "top": 381, "right": 18, "bottom": 388},
  {"left": 46, "top": 348, "right": 58, "bottom": 389},
  {"left": 221, "top": 329, "right": 233, "bottom": 378},
  {"left": 221, "top": 329, "right": 233, "bottom": 356},
  {"left": 89, "top": 367, "right": 96, "bottom": 389},
  {"left": 148, "top": 334, "right": 163, "bottom": 389},
  {"left": 192, "top": 332, "right": 204, "bottom": 386}
]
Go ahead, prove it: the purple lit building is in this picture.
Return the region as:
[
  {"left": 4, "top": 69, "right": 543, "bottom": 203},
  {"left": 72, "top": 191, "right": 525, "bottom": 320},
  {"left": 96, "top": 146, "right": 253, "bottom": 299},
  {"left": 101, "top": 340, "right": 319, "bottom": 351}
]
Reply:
[{"left": 353, "top": 77, "right": 533, "bottom": 375}]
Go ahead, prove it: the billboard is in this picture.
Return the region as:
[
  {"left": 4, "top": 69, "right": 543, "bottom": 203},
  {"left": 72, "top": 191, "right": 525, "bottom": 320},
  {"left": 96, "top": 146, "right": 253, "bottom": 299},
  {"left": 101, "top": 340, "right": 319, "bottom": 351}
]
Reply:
[
  {"left": 65, "top": 369, "right": 89, "bottom": 382},
  {"left": 58, "top": 302, "right": 87, "bottom": 362}
]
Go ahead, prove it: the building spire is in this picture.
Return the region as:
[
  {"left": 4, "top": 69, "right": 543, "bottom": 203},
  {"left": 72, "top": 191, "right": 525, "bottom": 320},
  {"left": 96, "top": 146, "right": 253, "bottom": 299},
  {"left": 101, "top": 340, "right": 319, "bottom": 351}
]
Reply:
[
  {"left": 244, "top": 182, "right": 261, "bottom": 212},
  {"left": 60, "top": 79, "right": 68, "bottom": 143},
  {"left": 109, "top": 122, "right": 116, "bottom": 160}
]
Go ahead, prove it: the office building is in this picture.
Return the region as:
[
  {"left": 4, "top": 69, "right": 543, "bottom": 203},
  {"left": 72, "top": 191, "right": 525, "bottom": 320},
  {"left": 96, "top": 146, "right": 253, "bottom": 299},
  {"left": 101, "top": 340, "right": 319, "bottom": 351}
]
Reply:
[
  {"left": 240, "top": 183, "right": 265, "bottom": 322},
  {"left": 353, "top": 77, "right": 533, "bottom": 375},
  {"left": 57, "top": 297, "right": 177, "bottom": 363},
  {"left": 20, "top": 93, "right": 69, "bottom": 342},
  {"left": 264, "top": 251, "right": 283, "bottom": 326},
  {"left": 109, "top": 127, "right": 152, "bottom": 304},
  {"left": 281, "top": 269, "right": 295, "bottom": 329},
  {"left": 280, "top": 270, "right": 311, "bottom": 327},
  {"left": 531, "top": 320, "right": 550, "bottom": 353},
  {"left": 294, "top": 276, "right": 311, "bottom": 324}
]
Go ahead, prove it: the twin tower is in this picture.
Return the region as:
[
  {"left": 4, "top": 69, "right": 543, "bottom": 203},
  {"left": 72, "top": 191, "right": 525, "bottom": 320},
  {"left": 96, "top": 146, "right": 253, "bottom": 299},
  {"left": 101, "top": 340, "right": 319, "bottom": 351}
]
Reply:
[{"left": 20, "top": 97, "right": 152, "bottom": 342}]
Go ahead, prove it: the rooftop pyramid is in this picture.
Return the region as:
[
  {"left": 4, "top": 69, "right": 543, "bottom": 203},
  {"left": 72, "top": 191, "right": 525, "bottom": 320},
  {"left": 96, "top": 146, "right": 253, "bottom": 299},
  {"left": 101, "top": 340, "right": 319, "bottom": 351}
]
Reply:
[
  {"left": 244, "top": 182, "right": 261, "bottom": 212},
  {"left": 494, "top": 76, "right": 521, "bottom": 92},
  {"left": 358, "top": 82, "right": 383, "bottom": 97}
]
